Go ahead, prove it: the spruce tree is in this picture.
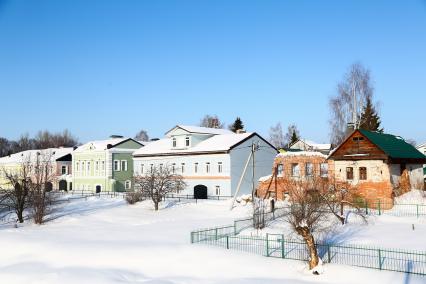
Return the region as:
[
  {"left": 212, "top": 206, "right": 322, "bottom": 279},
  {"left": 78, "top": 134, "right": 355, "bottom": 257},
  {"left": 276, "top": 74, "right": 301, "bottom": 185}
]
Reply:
[
  {"left": 291, "top": 130, "right": 299, "bottom": 144},
  {"left": 359, "top": 97, "right": 383, "bottom": 132},
  {"left": 230, "top": 117, "right": 244, "bottom": 132}
]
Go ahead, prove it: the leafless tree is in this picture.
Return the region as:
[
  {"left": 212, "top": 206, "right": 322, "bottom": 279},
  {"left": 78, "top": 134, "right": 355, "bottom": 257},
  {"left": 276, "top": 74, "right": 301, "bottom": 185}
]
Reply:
[
  {"left": 134, "top": 129, "right": 150, "bottom": 142},
  {"left": 269, "top": 122, "right": 285, "bottom": 149},
  {"left": 329, "top": 62, "right": 375, "bottom": 145},
  {"left": 199, "top": 114, "right": 225, "bottom": 129},
  {"left": 0, "top": 152, "right": 56, "bottom": 224},
  {"left": 282, "top": 176, "right": 330, "bottom": 271},
  {"left": 134, "top": 165, "right": 186, "bottom": 210},
  {"left": 29, "top": 153, "right": 56, "bottom": 224},
  {"left": 0, "top": 160, "right": 33, "bottom": 223},
  {"left": 35, "top": 129, "right": 77, "bottom": 149}
]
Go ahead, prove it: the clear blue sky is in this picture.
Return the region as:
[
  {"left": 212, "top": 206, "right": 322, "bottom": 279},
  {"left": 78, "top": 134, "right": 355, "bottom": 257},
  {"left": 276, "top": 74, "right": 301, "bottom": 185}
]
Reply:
[{"left": 1, "top": 0, "right": 425, "bottom": 144}]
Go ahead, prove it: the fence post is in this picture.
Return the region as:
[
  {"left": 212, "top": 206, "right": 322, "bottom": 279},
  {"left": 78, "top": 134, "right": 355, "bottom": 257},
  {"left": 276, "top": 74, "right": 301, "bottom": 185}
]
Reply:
[
  {"left": 327, "top": 245, "right": 331, "bottom": 263},
  {"left": 281, "top": 235, "right": 285, "bottom": 258},
  {"left": 226, "top": 236, "right": 229, "bottom": 249},
  {"left": 234, "top": 221, "right": 237, "bottom": 235},
  {"left": 416, "top": 205, "right": 419, "bottom": 218},
  {"left": 378, "top": 249, "right": 382, "bottom": 270},
  {"left": 215, "top": 228, "right": 218, "bottom": 240},
  {"left": 266, "top": 233, "right": 269, "bottom": 257},
  {"left": 378, "top": 200, "right": 381, "bottom": 216},
  {"left": 365, "top": 201, "right": 369, "bottom": 215}
]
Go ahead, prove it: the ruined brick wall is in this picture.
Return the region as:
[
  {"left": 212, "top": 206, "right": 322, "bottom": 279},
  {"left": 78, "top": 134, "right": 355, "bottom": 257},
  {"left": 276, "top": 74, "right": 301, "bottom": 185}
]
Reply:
[{"left": 257, "top": 152, "right": 330, "bottom": 200}]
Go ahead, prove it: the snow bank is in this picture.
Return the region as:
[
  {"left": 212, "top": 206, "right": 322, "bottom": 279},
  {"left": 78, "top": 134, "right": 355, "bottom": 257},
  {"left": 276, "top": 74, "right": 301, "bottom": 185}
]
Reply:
[{"left": 395, "top": 190, "right": 426, "bottom": 205}]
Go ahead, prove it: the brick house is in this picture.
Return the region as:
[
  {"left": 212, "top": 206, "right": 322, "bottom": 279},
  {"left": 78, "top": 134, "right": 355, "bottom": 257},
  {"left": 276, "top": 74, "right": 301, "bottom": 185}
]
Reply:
[
  {"left": 327, "top": 129, "right": 426, "bottom": 205},
  {"left": 257, "top": 151, "right": 330, "bottom": 200}
]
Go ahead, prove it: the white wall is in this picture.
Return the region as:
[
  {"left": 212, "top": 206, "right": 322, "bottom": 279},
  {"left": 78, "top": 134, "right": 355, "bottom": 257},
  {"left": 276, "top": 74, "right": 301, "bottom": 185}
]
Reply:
[
  {"left": 407, "top": 164, "right": 424, "bottom": 189},
  {"left": 133, "top": 154, "right": 232, "bottom": 196},
  {"left": 230, "top": 134, "right": 277, "bottom": 196}
]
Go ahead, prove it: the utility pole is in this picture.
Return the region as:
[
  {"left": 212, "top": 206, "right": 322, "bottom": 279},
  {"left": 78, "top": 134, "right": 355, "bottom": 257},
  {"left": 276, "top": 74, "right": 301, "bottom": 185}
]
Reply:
[{"left": 251, "top": 141, "right": 259, "bottom": 200}]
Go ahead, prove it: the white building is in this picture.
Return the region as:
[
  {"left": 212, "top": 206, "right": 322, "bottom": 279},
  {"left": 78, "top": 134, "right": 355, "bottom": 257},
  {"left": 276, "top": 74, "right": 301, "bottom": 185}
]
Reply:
[
  {"left": 289, "top": 139, "right": 331, "bottom": 155},
  {"left": 132, "top": 125, "right": 277, "bottom": 198}
]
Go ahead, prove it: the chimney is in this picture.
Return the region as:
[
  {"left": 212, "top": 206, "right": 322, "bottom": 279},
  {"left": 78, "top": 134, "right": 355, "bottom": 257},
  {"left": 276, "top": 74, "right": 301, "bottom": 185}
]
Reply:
[
  {"left": 236, "top": 129, "right": 246, "bottom": 134},
  {"left": 110, "top": 135, "right": 123, "bottom": 139},
  {"left": 346, "top": 123, "right": 355, "bottom": 136}
]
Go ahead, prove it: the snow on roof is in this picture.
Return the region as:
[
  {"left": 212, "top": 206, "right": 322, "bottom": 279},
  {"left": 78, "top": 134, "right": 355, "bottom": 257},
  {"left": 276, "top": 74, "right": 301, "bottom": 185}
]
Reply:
[
  {"left": 416, "top": 142, "right": 426, "bottom": 149},
  {"left": 0, "top": 147, "right": 73, "bottom": 164},
  {"left": 292, "top": 139, "right": 331, "bottom": 150},
  {"left": 73, "top": 138, "right": 129, "bottom": 152},
  {"left": 134, "top": 132, "right": 254, "bottom": 156},
  {"left": 166, "top": 125, "right": 233, "bottom": 136},
  {"left": 258, "top": 175, "right": 272, "bottom": 182},
  {"left": 277, "top": 151, "right": 327, "bottom": 158}
]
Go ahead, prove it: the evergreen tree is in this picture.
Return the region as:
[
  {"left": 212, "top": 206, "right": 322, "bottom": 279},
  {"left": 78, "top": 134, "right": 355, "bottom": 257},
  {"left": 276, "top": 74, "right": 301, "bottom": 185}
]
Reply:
[
  {"left": 230, "top": 117, "right": 244, "bottom": 132},
  {"left": 285, "top": 124, "right": 300, "bottom": 146},
  {"left": 291, "top": 129, "right": 299, "bottom": 145},
  {"left": 359, "top": 97, "right": 383, "bottom": 132}
]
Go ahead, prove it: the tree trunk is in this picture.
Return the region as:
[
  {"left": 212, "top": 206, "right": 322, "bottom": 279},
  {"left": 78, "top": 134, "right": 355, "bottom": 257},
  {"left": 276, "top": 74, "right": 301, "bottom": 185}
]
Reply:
[
  {"left": 296, "top": 227, "right": 319, "bottom": 270},
  {"left": 154, "top": 201, "right": 159, "bottom": 211},
  {"left": 17, "top": 210, "right": 24, "bottom": 223}
]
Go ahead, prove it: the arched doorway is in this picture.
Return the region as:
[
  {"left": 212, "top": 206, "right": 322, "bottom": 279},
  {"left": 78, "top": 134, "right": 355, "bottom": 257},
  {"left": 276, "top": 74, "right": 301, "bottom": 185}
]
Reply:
[
  {"left": 59, "top": 180, "right": 67, "bottom": 191},
  {"left": 45, "top": 182, "right": 53, "bottom": 192},
  {"left": 194, "top": 185, "right": 208, "bottom": 199},
  {"left": 96, "top": 185, "right": 102, "bottom": 193}
]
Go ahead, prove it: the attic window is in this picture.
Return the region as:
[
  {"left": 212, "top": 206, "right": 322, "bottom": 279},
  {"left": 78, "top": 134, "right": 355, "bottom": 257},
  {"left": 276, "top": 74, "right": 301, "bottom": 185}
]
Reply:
[
  {"left": 353, "top": 137, "right": 364, "bottom": 142},
  {"left": 172, "top": 138, "right": 177, "bottom": 148},
  {"left": 185, "top": 136, "right": 190, "bottom": 147}
]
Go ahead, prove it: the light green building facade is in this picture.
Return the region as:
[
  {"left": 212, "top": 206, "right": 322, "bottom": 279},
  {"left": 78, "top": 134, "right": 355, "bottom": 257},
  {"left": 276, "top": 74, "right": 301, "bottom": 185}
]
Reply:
[{"left": 72, "top": 137, "right": 143, "bottom": 192}]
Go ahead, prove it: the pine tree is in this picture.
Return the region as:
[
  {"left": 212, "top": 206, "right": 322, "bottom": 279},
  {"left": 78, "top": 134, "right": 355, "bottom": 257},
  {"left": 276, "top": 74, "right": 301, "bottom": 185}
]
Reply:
[
  {"left": 291, "top": 130, "right": 299, "bottom": 144},
  {"left": 359, "top": 97, "right": 383, "bottom": 132},
  {"left": 230, "top": 117, "right": 244, "bottom": 133}
]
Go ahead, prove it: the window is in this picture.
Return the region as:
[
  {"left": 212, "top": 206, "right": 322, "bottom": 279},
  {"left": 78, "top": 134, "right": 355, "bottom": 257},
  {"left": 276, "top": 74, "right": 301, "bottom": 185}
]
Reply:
[
  {"left": 76, "top": 162, "right": 80, "bottom": 172},
  {"left": 101, "top": 161, "right": 105, "bottom": 171},
  {"left": 114, "top": 160, "right": 120, "bottom": 171},
  {"left": 352, "top": 136, "right": 364, "bottom": 141},
  {"left": 172, "top": 137, "right": 177, "bottom": 147},
  {"left": 172, "top": 163, "right": 176, "bottom": 174},
  {"left": 194, "top": 162, "right": 198, "bottom": 173},
  {"left": 291, "top": 163, "right": 300, "bottom": 177},
  {"left": 141, "top": 164, "right": 145, "bottom": 174},
  {"left": 320, "top": 163, "right": 328, "bottom": 177},
  {"left": 218, "top": 162, "right": 223, "bottom": 173},
  {"left": 159, "top": 163, "right": 163, "bottom": 171},
  {"left": 150, "top": 164, "right": 153, "bottom": 173},
  {"left": 215, "top": 186, "right": 221, "bottom": 195},
  {"left": 125, "top": 180, "right": 131, "bottom": 190},
  {"left": 277, "top": 164, "right": 284, "bottom": 177},
  {"left": 346, "top": 167, "right": 354, "bottom": 180},
  {"left": 305, "top": 163, "right": 313, "bottom": 177},
  {"left": 359, "top": 167, "right": 367, "bottom": 180},
  {"left": 206, "top": 162, "right": 210, "bottom": 173},
  {"left": 181, "top": 163, "right": 185, "bottom": 173},
  {"left": 82, "top": 162, "right": 85, "bottom": 175},
  {"left": 121, "top": 160, "right": 127, "bottom": 171},
  {"left": 185, "top": 136, "right": 190, "bottom": 147},
  {"left": 87, "top": 161, "right": 90, "bottom": 173},
  {"left": 61, "top": 165, "right": 67, "bottom": 175},
  {"left": 95, "top": 161, "right": 99, "bottom": 171}
]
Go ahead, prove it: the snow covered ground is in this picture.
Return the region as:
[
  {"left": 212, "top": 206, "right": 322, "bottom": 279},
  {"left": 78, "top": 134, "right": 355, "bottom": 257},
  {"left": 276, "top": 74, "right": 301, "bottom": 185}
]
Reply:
[{"left": 0, "top": 196, "right": 424, "bottom": 283}]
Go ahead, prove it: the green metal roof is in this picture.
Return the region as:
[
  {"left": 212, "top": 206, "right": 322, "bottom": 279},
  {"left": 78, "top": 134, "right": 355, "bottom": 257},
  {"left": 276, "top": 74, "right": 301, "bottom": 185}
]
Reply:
[{"left": 359, "top": 129, "right": 426, "bottom": 160}]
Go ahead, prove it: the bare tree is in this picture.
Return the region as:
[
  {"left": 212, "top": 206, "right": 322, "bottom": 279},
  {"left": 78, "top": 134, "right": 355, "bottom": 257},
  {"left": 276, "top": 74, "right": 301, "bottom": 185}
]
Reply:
[
  {"left": 0, "top": 160, "right": 33, "bottom": 223},
  {"left": 199, "top": 115, "right": 225, "bottom": 129},
  {"left": 35, "top": 129, "right": 77, "bottom": 149},
  {"left": 135, "top": 129, "right": 150, "bottom": 142},
  {"left": 0, "top": 137, "right": 11, "bottom": 157},
  {"left": 134, "top": 165, "right": 186, "bottom": 210},
  {"left": 329, "top": 62, "right": 375, "bottom": 145},
  {"left": 29, "top": 153, "right": 56, "bottom": 224},
  {"left": 269, "top": 122, "right": 285, "bottom": 149},
  {"left": 282, "top": 176, "right": 330, "bottom": 271}
]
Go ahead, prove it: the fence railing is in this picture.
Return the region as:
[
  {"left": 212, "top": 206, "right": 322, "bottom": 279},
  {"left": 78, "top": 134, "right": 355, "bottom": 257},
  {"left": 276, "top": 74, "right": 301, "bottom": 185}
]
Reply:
[{"left": 191, "top": 226, "right": 426, "bottom": 276}]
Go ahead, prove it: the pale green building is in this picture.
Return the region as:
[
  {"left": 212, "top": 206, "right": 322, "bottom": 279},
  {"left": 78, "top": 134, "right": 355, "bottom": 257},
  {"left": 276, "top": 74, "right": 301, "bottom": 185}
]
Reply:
[{"left": 72, "top": 136, "right": 144, "bottom": 192}]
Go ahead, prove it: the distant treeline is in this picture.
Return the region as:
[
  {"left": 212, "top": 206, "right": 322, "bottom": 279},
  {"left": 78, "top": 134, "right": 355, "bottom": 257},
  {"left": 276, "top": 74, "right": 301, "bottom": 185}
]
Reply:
[{"left": 0, "top": 130, "right": 78, "bottom": 157}]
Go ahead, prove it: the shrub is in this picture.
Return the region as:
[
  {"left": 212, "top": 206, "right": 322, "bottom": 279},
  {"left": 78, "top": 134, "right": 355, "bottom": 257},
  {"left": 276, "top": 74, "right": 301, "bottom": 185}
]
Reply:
[{"left": 125, "top": 191, "right": 144, "bottom": 205}]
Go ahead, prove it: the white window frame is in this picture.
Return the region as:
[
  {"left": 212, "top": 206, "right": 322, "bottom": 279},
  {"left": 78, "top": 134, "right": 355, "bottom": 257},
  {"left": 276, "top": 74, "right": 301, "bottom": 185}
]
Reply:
[
  {"left": 82, "top": 161, "right": 85, "bottom": 176},
  {"left": 141, "top": 164, "right": 145, "bottom": 174},
  {"left": 61, "top": 165, "right": 67, "bottom": 175},
  {"left": 215, "top": 185, "right": 220, "bottom": 195},
  {"left": 125, "top": 180, "right": 131, "bottom": 190},
  {"left": 218, "top": 162, "right": 223, "bottom": 173},
  {"left": 291, "top": 163, "right": 300, "bottom": 177},
  {"left": 121, "top": 160, "right": 127, "bottom": 171},
  {"left": 172, "top": 137, "right": 177, "bottom": 148},
  {"left": 185, "top": 136, "right": 190, "bottom": 147},
  {"left": 320, "top": 163, "right": 328, "bottom": 177},
  {"left": 277, "top": 164, "right": 284, "bottom": 177},
  {"left": 114, "top": 160, "right": 120, "bottom": 171},
  {"left": 305, "top": 163, "right": 313, "bottom": 177}
]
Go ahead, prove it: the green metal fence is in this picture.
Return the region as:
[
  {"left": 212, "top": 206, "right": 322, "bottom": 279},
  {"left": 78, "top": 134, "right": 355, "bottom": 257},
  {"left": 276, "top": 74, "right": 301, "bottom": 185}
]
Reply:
[{"left": 191, "top": 225, "right": 426, "bottom": 276}]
